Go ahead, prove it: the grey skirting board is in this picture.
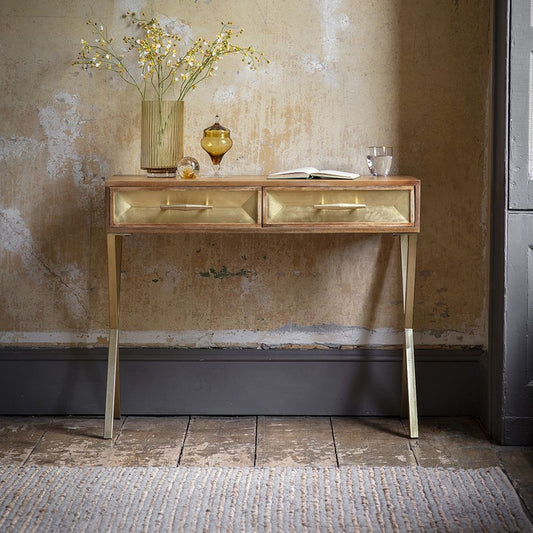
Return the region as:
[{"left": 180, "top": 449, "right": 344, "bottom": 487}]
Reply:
[{"left": 0, "top": 347, "right": 486, "bottom": 419}]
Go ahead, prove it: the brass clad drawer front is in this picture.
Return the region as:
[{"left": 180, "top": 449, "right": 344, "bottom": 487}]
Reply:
[
  {"left": 264, "top": 188, "right": 413, "bottom": 226},
  {"left": 111, "top": 187, "right": 260, "bottom": 226}
]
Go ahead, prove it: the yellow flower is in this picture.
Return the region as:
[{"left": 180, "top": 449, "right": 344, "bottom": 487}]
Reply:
[{"left": 74, "top": 14, "right": 267, "bottom": 101}]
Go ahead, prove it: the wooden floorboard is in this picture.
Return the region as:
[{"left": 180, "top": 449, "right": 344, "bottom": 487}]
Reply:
[
  {"left": 0, "top": 416, "right": 53, "bottom": 466},
  {"left": 180, "top": 416, "right": 256, "bottom": 467},
  {"left": 255, "top": 416, "right": 337, "bottom": 467},
  {"left": 410, "top": 417, "right": 500, "bottom": 468},
  {"left": 112, "top": 416, "right": 189, "bottom": 466},
  {"left": 22, "top": 417, "right": 120, "bottom": 467},
  {"left": 332, "top": 417, "right": 416, "bottom": 466}
]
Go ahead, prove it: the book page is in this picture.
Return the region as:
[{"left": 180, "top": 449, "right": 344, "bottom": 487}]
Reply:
[
  {"left": 311, "top": 170, "right": 360, "bottom": 179},
  {"left": 268, "top": 167, "right": 319, "bottom": 178}
]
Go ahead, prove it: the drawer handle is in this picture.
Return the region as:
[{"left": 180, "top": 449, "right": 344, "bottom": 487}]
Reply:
[
  {"left": 160, "top": 204, "right": 214, "bottom": 211},
  {"left": 313, "top": 203, "right": 366, "bottom": 210}
]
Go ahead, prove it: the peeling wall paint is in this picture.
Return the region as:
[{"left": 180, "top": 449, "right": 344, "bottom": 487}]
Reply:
[
  {"left": 0, "top": 137, "right": 42, "bottom": 161},
  {"left": 1, "top": 207, "right": 33, "bottom": 259},
  {"left": 0, "top": 0, "right": 492, "bottom": 349},
  {"left": 0, "top": 206, "right": 88, "bottom": 323},
  {"left": 316, "top": 0, "right": 350, "bottom": 64},
  {"left": 39, "top": 93, "right": 82, "bottom": 180},
  {"left": 0, "top": 326, "right": 485, "bottom": 349}
]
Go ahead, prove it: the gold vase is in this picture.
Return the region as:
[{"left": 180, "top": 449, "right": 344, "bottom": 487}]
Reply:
[{"left": 141, "top": 100, "right": 184, "bottom": 177}]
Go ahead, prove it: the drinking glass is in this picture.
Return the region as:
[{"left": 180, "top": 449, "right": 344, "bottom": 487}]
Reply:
[{"left": 367, "top": 146, "right": 393, "bottom": 177}]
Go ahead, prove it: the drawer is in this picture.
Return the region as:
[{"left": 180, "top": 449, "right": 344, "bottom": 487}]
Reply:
[
  {"left": 109, "top": 187, "right": 261, "bottom": 228},
  {"left": 264, "top": 187, "right": 415, "bottom": 229}
]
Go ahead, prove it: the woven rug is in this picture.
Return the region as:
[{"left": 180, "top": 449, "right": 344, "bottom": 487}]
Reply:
[{"left": 0, "top": 465, "right": 530, "bottom": 532}]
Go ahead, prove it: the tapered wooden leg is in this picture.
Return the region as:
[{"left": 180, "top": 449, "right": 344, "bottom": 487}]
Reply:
[
  {"left": 104, "top": 234, "right": 123, "bottom": 439},
  {"left": 400, "top": 234, "right": 419, "bottom": 439}
]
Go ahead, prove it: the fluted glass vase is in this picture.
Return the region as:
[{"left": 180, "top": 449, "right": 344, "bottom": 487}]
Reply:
[{"left": 141, "top": 100, "right": 184, "bottom": 177}]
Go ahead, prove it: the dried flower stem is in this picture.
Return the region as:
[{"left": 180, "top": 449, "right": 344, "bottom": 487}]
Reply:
[{"left": 73, "top": 12, "right": 268, "bottom": 101}]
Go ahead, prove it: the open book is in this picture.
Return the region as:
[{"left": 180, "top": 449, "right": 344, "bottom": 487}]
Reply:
[{"left": 268, "top": 167, "right": 360, "bottom": 180}]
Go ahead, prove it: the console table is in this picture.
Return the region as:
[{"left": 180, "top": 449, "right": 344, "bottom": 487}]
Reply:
[{"left": 104, "top": 175, "right": 421, "bottom": 439}]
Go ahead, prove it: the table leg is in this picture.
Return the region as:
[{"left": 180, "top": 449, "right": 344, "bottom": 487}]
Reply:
[
  {"left": 400, "top": 234, "right": 419, "bottom": 439},
  {"left": 104, "top": 234, "right": 123, "bottom": 439}
]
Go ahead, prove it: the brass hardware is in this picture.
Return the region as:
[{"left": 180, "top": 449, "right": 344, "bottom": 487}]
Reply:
[
  {"left": 265, "top": 189, "right": 411, "bottom": 225},
  {"left": 400, "top": 234, "right": 419, "bottom": 439},
  {"left": 105, "top": 234, "right": 123, "bottom": 439},
  {"left": 111, "top": 187, "right": 260, "bottom": 226},
  {"left": 313, "top": 203, "right": 366, "bottom": 210},
  {"left": 160, "top": 204, "right": 213, "bottom": 210}
]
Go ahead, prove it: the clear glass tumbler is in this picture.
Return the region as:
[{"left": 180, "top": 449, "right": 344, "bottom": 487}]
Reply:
[{"left": 366, "top": 146, "right": 393, "bottom": 177}]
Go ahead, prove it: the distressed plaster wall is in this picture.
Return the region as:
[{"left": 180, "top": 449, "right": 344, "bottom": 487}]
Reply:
[{"left": 0, "top": 0, "right": 491, "bottom": 349}]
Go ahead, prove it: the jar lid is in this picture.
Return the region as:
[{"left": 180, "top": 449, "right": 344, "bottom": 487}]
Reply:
[{"left": 203, "top": 115, "right": 231, "bottom": 137}]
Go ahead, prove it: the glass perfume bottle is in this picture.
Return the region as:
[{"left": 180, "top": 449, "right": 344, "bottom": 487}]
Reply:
[{"left": 200, "top": 115, "right": 233, "bottom": 176}]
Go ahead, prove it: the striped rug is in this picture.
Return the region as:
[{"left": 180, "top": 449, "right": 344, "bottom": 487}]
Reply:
[{"left": 0, "top": 465, "right": 530, "bottom": 532}]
